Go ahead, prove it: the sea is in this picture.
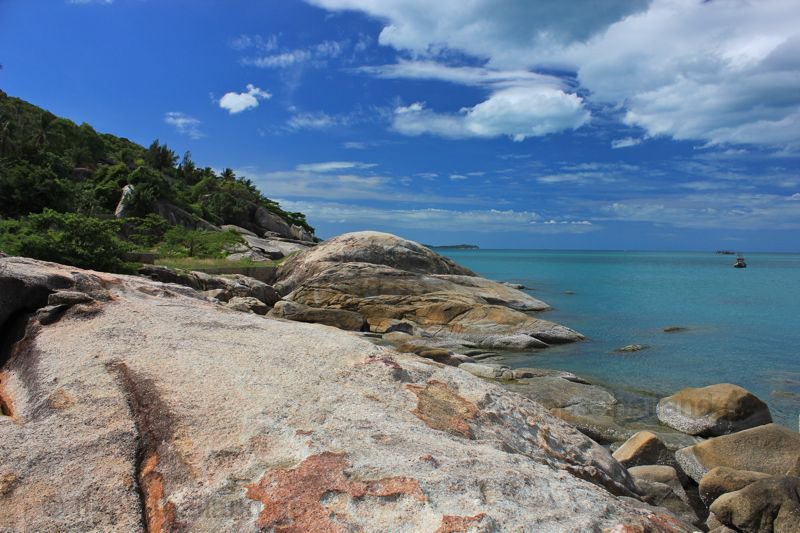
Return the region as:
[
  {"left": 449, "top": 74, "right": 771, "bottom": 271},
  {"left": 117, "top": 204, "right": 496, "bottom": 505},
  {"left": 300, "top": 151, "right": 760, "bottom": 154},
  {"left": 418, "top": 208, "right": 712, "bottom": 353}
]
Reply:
[{"left": 437, "top": 249, "right": 800, "bottom": 430}]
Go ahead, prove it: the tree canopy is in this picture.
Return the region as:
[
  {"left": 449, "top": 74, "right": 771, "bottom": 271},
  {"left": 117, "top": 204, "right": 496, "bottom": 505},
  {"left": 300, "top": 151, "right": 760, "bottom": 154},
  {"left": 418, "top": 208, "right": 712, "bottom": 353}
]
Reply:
[{"left": 0, "top": 90, "right": 313, "bottom": 234}]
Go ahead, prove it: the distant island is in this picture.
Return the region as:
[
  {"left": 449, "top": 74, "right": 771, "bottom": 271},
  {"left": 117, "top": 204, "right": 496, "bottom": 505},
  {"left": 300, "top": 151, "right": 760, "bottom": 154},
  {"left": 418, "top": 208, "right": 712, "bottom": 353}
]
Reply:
[{"left": 423, "top": 244, "right": 479, "bottom": 250}]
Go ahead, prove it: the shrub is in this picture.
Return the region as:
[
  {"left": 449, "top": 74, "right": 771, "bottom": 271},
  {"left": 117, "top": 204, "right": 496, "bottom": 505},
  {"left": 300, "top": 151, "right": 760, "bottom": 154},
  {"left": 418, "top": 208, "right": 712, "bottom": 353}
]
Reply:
[
  {"left": 157, "top": 227, "right": 241, "bottom": 258},
  {"left": 123, "top": 214, "right": 171, "bottom": 248},
  {"left": 0, "top": 209, "right": 133, "bottom": 272}
]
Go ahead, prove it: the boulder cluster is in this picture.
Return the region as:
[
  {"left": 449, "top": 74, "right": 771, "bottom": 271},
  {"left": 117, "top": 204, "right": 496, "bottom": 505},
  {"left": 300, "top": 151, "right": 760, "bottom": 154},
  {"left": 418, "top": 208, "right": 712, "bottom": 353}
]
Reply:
[
  {"left": 0, "top": 231, "right": 797, "bottom": 532},
  {"left": 2, "top": 252, "right": 691, "bottom": 531}
]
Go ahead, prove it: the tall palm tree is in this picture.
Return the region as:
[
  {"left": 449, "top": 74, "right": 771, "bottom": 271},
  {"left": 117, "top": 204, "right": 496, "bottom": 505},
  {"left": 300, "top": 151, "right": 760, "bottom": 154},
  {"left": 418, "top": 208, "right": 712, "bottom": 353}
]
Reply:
[{"left": 221, "top": 168, "right": 236, "bottom": 181}]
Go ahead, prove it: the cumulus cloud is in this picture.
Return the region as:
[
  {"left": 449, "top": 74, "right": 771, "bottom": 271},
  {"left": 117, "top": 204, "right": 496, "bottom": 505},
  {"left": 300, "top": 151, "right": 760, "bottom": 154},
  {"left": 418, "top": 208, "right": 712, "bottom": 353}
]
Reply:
[
  {"left": 307, "top": 0, "right": 647, "bottom": 61},
  {"left": 219, "top": 84, "right": 271, "bottom": 114},
  {"left": 311, "top": 0, "right": 800, "bottom": 149},
  {"left": 393, "top": 86, "right": 589, "bottom": 141},
  {"left": 164, "top": 112, "right": 203, "bottom": 139}
]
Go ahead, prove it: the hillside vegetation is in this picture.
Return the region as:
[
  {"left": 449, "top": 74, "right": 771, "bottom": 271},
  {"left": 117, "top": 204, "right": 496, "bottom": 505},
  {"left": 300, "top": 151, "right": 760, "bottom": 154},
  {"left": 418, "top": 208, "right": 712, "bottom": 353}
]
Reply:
[{"left": 0, "top": 90, "right": 313, "bottom": 271}]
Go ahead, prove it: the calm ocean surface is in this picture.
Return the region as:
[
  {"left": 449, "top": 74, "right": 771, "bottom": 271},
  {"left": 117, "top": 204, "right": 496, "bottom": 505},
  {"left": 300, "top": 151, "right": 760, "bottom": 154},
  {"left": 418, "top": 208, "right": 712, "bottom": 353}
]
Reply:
[{"left": 438, "top": 249, "right": 800, "bottom": 428}]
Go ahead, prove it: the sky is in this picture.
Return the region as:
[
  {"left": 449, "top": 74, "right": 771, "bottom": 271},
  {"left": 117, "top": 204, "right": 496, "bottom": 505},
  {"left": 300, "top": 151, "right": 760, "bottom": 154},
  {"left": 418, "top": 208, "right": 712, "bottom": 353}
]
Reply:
[{"left": 1, "top": 0, "right": 799, "bottom": 251}]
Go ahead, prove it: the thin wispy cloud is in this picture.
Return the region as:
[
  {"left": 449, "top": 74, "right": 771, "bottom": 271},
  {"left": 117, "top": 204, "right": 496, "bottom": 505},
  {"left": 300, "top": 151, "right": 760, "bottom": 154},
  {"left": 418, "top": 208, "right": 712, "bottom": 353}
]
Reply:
[
  {"left": 164, "top": 112, "right": 204, "bottom": 139},
  {"left": 611, "top": 137, "right": 643, "bottom": 149},
  {"left": 276, "top": 199, "right": 597, "bottom": 234},
  {"left": 240, "top": 39, "right": 345, "bottom": 69},
  {"left": 295, "top": 161, "right": 377, "bottom": 173}
]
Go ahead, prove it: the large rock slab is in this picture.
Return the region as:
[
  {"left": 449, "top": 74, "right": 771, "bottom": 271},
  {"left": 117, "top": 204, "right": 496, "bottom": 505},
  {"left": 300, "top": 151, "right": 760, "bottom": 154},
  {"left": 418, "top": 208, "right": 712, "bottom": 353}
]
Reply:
[
  {"left": 242, "top": 234, "right": 310, "bottom": 259},
  {"left": 273, "top": 232, "right": 582, "bottom": 349},
  {"left": 432, "top": 274, "right": 550, "bottom": 312},
  {"left": 254, "top": 206, "right": 294, "bottom": 239},
  {"left": 675, "top": 423, "right": 800, "bottom": 483},
  {"left": 613, "top": 431, "right": 687, "bottom": 484},
  {"left": 656, "top": 383, "right": 772, "bottom": 437},
  {"left": 276, "top": 231, "right": 475, "bottom": 293},
  {"left": 628, "top": 466, "right": 700, "bottom": 528},
  {"left": 710, "top": 476, "right": 800, "bottom": 533},
  {"left": 0, "top": 256, "right": 696, "bottom": 532},
  {"left": 699, "top": 467, "right": 771, "bottom": 506},
  {"left": 137, "top": 266, "right": 280, "bottom": 307},
  {"left": 269, "top": 300, "right": 366, "bottom": 331}
]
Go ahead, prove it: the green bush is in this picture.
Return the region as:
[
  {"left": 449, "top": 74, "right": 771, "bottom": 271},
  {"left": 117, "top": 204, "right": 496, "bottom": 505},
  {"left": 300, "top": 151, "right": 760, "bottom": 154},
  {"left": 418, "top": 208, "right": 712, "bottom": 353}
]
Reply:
[
  {"left": 157, "top": 227, "right": 242, "bottom": 258},
  {"left": 0, "top": 209, "right": 133, "bottom": 272},
  {"left": 123, "top": 214, "right": 171, "bottom": 248}
]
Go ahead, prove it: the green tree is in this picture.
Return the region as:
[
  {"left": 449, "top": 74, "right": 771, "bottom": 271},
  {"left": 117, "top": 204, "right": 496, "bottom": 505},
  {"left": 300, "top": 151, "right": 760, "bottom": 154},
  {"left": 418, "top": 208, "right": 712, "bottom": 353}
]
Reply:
[{"left": 0, "top": 209, "right": 132, "bottom": 272}]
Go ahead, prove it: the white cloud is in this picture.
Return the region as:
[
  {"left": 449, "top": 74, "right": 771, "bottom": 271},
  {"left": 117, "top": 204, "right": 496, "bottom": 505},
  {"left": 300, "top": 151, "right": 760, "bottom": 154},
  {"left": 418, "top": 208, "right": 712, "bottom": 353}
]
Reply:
[
  {"left": 791, "top": 193, "right": 800, "bottom": 200},
  {"left": 164, "top": 112, "right": 204, "bottom": 139},
  {"left": 241, "top": 39, "right": 345, "bottom": 68},
  {"left": 276, "top": 199, "right": 597, "bottom": 234},
  {"left": 230, "top": 34, "right": 278, "bottom": 52},
  {"left": 343, "top": 141, "right": 367, "bottom": 149},
  {"left": 449, "top": 174, "right": 467, "bottom": 180},
  {"left": 393, "top": 86, "right": 589, "bottom": 141},
  {"left": 295, "top": 161, "right": 377, "bottom": 172},
  {"left": 611, "top": 137, "right": 643, "bottom": 149},
  {"left": 218, "top": 84, "right": 271, "bottom": 114},
  {"left": 358, "top": 60, "right": 590, "bottom": 141},
  {"left": 307, "top": 0, "right": 647, "bottom": 61},
  {"left": 286, "top": 111, "right": 339, "bottom": 130},
  {"left": 357, "top": 60, "right": 565, "bottom": 88},
  {"left": 311, "top": 0, "right": 800, "bottom": 149},
  {"left": 602, "top": 192, "right": 800, "bottom": 230}
]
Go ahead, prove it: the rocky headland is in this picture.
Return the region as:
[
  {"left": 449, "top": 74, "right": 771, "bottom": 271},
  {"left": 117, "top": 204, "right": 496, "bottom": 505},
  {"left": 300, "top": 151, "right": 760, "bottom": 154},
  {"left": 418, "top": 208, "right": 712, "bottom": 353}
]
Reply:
[{"left": 1, "top": 231, "right": 798, "bottom": 532}]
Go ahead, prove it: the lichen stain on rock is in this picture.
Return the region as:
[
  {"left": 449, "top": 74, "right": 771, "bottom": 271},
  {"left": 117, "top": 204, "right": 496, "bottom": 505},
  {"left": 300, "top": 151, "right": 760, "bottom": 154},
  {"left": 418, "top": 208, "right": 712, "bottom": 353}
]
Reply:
[
  {"left": 0, "top": 372, "right": 15, "bottom": 418},
  {"left": 140, "top": 453, "right": 177, "bottom": 533},
  {"left": 245, "top": 451, "right": 426, "bottom": 532},
  {"left": 46, "top": 389, "right": 74, "bottom": 410},
  {"left": 434, "top": 512, "right": 489, "bottom": 532},
  {"left": 406, "top": 380, "right": 478, "bottom": 439}
]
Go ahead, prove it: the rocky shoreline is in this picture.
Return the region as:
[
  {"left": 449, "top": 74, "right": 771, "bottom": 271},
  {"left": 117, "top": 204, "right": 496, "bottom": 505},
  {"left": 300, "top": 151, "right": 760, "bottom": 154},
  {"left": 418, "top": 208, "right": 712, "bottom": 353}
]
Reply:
[{"left": 1, "top": 231, "right": 798, "bottom": 531}]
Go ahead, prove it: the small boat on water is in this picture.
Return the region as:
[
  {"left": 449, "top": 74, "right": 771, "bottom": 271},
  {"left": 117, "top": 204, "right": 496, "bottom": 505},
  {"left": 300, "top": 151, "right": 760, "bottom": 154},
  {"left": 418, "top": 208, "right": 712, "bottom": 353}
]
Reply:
[
  {"left": 717, "top": 250, "right": 736, "bottom": 255},
  {"left": 734, "top": 255, "right": 747, "bottom": 268}
]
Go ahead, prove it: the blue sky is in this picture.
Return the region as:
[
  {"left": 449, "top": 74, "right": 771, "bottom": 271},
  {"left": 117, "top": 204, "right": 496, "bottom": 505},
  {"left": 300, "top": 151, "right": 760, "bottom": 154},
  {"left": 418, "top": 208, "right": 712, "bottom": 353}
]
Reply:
[{"left": 1, "top": 0, "right": 799, "bottom": 250}]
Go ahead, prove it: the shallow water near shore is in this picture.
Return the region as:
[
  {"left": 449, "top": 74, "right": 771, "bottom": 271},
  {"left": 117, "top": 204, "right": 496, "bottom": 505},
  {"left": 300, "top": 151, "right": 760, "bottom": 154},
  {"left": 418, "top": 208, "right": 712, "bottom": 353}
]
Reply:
[{"left": 439, "top": 249, "right": 800, "bottom": 429}]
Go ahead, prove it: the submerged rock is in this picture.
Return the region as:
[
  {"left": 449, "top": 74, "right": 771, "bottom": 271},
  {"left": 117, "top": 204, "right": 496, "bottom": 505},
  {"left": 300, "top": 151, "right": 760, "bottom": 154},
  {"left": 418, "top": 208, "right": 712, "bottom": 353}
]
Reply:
[
  {"left": 615, "top": 344, "right": 649, "bottom": 353},
  {"left": 657, "top": 383, "right": 772, "bottom": 437},
  {"left": 0, "top": 256, "right": 692, "bottom": 531}
]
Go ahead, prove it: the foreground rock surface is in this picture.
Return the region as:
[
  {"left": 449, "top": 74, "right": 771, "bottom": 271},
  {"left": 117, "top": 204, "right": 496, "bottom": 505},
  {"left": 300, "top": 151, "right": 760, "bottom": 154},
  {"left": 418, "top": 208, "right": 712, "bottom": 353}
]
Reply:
[
  {"left": 274, "top": 232, "right": 582, "bottom": 349},
  {"left": 0, "top": 256, "right": 690, "bottom": 532},
  {"left": 657, "top": 383, "right": 772, "bottom": 437}
]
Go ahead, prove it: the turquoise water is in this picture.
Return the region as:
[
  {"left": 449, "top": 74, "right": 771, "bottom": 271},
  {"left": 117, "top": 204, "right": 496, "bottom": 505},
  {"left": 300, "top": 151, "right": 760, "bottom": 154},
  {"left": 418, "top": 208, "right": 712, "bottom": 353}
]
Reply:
[{"left": 439, "top": 250, "right": 800, "bottom": 428}]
